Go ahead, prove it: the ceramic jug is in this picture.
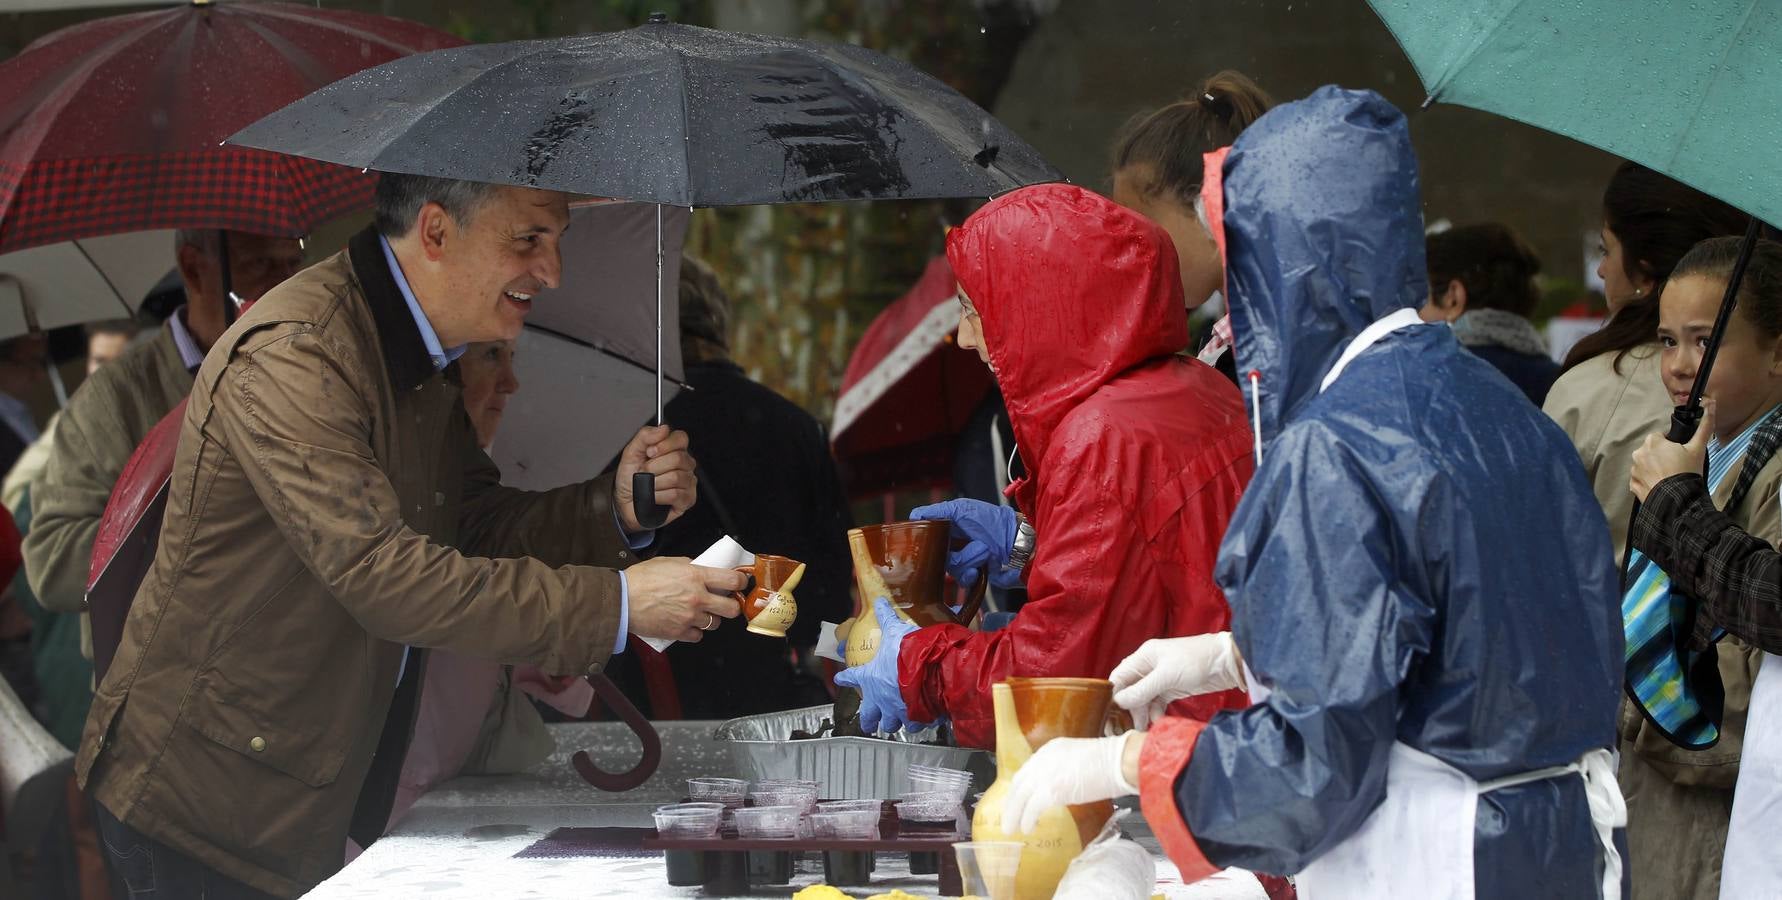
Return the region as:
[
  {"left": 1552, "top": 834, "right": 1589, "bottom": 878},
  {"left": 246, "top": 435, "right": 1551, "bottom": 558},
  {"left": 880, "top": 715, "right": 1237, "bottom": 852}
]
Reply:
[
  {"left": 971, "top": 677, "right": 1117, "bottom": 900},
  {"left": 733, "top": 554, "right": 804, "bottom": 638},
  {"left": 834, "top": 520, "right": 988, "bottom": 669}
]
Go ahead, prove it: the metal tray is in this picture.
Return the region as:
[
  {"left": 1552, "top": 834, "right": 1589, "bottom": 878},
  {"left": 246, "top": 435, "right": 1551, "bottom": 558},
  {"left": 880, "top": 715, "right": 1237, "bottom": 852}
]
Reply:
[{"left": 713, "top": 704, "right": 993, "bottom": 800}]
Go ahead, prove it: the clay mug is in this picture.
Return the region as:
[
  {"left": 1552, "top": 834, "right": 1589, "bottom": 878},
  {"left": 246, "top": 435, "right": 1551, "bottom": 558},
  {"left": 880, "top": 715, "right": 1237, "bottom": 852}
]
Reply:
[
  {"left": 733, "top": 554, "right": 804, "bottom": 638},
  {"left": 836, "top": 520, "right": 989, "bottom": 669}
]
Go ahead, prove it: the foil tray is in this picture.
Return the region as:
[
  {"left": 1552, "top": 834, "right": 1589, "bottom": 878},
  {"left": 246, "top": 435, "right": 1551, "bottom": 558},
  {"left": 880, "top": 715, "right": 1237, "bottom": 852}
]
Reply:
[{"left": 713, "top": 704, "right": 993, "bottom": 800}]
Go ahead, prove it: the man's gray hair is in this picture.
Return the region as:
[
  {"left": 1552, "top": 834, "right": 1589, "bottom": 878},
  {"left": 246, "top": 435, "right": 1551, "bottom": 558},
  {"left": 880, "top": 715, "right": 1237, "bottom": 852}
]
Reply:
[{"left": 374, "top": 173, "right": 501, "bottom": 237}]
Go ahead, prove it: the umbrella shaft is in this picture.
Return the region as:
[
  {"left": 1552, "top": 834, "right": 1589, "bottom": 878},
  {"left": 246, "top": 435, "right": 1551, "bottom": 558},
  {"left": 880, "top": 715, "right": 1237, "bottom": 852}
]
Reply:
[
  {"left": 1683, "top": 217, "right": 1763, "bottom": 418},
  {"left": 655, "top": 204, "right": 663, "bottom": 424}
]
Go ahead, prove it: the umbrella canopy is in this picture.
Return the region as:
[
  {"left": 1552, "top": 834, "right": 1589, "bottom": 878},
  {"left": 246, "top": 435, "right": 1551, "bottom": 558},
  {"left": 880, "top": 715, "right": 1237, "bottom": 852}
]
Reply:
[
  {"left": 0, "top": 229, "right": 171, "bottom": 338},
  {"left": 492, "top": 200, "right": 689, "bottom": 491},
  {"left": 228, "top": 15, "right": 1061, "bottom": 207},
  {"left": 1368, "top": 0, "right": 1779, "bottom": 226},
  {"left": 831, "top": 254, "right": 992, "bottom": 496},
  {"left": 0, "top": 0, "right": 463, "bottom": 253}
]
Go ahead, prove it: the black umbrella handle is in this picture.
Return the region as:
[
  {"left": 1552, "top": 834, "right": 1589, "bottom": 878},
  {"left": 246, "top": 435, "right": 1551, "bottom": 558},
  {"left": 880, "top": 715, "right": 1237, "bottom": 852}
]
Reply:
[{"left": 632, "top": 471, "right": 670, "bottom": 530}]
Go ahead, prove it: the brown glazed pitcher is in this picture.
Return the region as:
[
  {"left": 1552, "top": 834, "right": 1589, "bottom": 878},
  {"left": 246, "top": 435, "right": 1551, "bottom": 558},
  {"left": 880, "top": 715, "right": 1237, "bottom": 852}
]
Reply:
[
  {"left": 836, "top": 520, "right": 989, "bottom": 669},
  {"left": 971, "top": 677, "right": 1118, "bottom": 899},
  {"left": 733, "top": 554, "right": 804, "bottom": 638}
]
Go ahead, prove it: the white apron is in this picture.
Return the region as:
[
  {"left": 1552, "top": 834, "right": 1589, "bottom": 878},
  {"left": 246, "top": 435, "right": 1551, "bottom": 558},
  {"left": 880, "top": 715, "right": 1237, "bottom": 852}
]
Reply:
[
  {"left": 1257, "top": 309, "right": 1627, "bottom": 899},
  {"left": 1720, "top": 653, "right": 1780, "bottom": 899}
]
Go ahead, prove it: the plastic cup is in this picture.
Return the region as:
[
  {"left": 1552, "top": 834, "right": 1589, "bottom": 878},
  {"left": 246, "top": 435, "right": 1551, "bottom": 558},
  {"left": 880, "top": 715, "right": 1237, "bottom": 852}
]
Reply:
[
  {"left": 687, "top": 777, "right": 747, "bottom": 808},
  {"left": 750, "top": 784, "right": 819, "bottom": 814},
  {"left": 653, "top": 802, "right": 723, "bottom": 836},
  {"left": 816, "top": 799, "right": 884, "bottom": 813},
  {"left": 895, "top": 790, "right": 960, "bottom": 823},
  {"left": 954, "top": 841, "right": 1023, "bottom": 900},
  {"left": 734, "top": 805, "right": 803, "bottom": 839},
  {"left": 808, "top": 809, "right": 880, "bottom": 840}
]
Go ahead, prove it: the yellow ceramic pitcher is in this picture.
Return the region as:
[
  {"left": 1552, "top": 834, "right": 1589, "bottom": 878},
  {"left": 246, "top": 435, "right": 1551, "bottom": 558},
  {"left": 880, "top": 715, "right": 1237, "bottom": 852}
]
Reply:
[{"left": 971, "top": 677, "right": 1117, "bottom": 899}]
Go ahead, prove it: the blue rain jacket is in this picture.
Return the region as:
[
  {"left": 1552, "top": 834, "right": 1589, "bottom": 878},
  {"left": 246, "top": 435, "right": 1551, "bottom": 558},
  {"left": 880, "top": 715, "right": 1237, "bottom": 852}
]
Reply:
[{"left": 1176, "top": 88, "right": 1625, "bottom": 895}]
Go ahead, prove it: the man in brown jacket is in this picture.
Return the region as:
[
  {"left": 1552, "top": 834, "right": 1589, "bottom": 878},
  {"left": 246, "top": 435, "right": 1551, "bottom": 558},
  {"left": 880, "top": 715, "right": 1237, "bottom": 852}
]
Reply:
[{"left": 77, "top": 175, "right": 745, "bottom": 898}]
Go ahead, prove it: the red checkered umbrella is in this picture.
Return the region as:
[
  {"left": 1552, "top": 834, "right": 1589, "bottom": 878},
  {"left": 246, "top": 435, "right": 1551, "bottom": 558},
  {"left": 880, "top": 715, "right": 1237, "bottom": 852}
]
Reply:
[{"left": 0, "top": 0, "right": 463, "bottom": 254}]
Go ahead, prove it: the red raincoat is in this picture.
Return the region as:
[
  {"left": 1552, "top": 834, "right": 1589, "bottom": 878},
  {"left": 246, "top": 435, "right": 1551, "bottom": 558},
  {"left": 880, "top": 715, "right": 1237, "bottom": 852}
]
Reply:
[{"left": 898, "top": 183, "right": 1253, "bottom": 749}]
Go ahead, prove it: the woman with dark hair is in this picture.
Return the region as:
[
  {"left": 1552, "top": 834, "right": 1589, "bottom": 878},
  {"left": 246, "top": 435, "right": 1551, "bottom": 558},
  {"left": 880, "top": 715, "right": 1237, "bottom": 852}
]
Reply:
[
  {"left": 1423, "top": 222, "right": 1561, "bottom": 405},
  {"left": 1109, "top": 70, "right": 1274, "bottom": 381},
  {"left": 1544, "top": 162, "right": 1748, "bottom": 564}
]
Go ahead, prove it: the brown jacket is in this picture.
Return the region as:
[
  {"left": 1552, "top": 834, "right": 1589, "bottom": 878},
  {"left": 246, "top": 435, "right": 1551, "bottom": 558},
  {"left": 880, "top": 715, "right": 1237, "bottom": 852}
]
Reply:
[
  {"left": 78, "top": 228, "right": 629, "bottom": 897},
  {"left": 1614, "top": 441, "right": 1776, "bottom": 900}
]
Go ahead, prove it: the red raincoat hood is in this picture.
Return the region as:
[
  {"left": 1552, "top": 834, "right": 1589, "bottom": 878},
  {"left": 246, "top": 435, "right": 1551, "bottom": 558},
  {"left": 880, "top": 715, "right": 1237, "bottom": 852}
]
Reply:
[{"left": 945, "top": 183, "right": 1188, "bottom": 488}]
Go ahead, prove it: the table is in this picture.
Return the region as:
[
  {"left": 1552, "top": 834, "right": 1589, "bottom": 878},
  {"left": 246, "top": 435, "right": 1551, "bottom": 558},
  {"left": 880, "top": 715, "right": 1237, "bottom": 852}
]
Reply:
[{"left": 304, "top": 722, "right": 1270, "bottom": 899}]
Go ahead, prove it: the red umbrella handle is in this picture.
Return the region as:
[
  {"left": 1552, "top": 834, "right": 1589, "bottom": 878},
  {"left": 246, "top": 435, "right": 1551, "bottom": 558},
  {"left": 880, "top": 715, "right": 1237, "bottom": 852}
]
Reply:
[{"left": 571, "top": 672, "right": 663, "bottom": 792}]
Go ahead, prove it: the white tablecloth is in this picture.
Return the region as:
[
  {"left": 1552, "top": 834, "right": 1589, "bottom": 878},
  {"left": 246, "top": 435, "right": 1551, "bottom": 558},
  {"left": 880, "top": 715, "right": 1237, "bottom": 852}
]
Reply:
[{"left": 303, "top": 721, "right": 1270, "bottom": 899}]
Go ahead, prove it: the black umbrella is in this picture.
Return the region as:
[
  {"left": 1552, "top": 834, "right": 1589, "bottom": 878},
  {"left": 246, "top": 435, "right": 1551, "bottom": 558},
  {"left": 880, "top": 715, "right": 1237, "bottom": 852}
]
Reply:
[{"left": 231, "top": 12, "right": 1061, "bottom": 527}]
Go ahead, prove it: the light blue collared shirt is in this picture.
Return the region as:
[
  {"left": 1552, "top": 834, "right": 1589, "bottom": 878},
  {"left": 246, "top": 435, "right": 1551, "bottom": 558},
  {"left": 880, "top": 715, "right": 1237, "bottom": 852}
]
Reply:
[
  {"left": 167, "top": 309, "right": 206, "bottom": 373},
  {"left": 377, "top": 236, "right": 647, "bottom": 661}
]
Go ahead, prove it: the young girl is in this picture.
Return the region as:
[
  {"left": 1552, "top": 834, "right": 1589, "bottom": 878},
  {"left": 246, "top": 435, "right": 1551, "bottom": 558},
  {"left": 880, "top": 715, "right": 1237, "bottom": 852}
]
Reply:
[
  {"left": 1109, "top": 70, "right": 1273, "bottom": 380},
  {"left": 1623, "top": 236, "right": 1782, "bottom": 900}
]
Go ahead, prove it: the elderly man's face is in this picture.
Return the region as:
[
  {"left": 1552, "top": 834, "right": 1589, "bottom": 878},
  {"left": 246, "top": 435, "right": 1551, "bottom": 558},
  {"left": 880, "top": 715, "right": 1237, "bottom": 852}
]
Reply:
[
  {"left": 429, "top": 186, "right": 569, "bottom": 345},
  {"left": 458, "top": 339, "right": 519, "bottom": 447}
]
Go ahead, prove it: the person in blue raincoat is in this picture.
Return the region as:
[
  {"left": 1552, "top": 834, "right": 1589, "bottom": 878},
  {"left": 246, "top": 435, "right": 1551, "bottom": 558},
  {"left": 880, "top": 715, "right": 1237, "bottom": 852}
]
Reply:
[{"left": 996, "top": 87, "right": 1628, "bottom": 898}]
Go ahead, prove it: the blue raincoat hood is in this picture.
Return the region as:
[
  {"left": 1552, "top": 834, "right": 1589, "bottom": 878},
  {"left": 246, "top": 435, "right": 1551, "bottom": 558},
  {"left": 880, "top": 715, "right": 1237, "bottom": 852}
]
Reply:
[{"left": 1221, "top": 86, "right": 1428, "bottom": 444}]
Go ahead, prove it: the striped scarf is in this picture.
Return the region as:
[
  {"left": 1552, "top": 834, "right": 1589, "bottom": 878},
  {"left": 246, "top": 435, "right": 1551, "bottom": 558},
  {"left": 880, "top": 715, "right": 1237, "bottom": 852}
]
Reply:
[{"left": 1623, "top": 404, "right": 1782, "bottom": 748}]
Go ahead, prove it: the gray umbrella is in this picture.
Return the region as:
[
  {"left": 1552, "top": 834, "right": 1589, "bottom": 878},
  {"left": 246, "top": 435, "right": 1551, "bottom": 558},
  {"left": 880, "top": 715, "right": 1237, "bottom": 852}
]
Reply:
[{"left": 229, "top": 13, "right": 1062, "bottom": 528}]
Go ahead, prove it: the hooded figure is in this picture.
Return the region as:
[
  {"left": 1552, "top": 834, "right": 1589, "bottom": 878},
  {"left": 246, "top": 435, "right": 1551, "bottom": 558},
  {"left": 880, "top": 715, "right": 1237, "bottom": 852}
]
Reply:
[
  {"left": 838, "top": 182, "right": 1254, "bottom": 749},
  {"left": 1131, "top": 88, "right": 1628, "bottom": 897}
]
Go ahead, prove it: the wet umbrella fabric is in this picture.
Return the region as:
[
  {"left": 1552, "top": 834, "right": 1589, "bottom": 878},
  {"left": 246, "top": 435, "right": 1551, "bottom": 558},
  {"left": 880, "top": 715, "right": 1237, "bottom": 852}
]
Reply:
[
  {"left": 0, "top": 0, "right": 462, "bottom": 253},
  {"left": 226, "top": 17, "right": 1060, "bottom": 207}
]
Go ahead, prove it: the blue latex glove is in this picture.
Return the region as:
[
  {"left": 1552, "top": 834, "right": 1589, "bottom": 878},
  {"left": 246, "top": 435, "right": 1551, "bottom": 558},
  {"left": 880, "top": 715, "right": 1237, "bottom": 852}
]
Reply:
[
  {"left": 911, "top": 498, "right": 1023, "bottom": 590},
  {"left": 835, "top": 597, "right": 926, "bottom": 734}
]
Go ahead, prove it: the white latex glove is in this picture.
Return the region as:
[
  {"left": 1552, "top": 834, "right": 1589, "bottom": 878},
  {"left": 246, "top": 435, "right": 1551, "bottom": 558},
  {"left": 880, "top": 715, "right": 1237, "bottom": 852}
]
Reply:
[
  {"left": 1002, "top": 732, "right": 1140, "bottom": 835},
  {"left": 1109, "top": 633, "right": 1243, "bottom": 731}
]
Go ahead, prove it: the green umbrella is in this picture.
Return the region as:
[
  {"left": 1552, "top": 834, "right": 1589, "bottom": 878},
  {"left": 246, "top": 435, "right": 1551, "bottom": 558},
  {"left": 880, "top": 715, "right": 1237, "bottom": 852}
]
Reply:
[
  {"left": 1368, "top": 0, "right": 1778, "bottom": 750},
  {"left": 1369, "top": 0, "right": 1781, "bottom": 227}
]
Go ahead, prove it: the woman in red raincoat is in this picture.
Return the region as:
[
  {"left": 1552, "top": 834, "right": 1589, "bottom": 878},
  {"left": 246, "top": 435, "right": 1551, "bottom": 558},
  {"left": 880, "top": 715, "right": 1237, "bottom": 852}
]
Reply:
[{"left": 836, "top": 182, "right": 1254, "bottom": 749}]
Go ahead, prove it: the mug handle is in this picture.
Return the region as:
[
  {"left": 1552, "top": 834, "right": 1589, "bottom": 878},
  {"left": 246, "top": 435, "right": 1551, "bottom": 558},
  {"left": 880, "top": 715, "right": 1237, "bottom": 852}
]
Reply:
[
  {"left": 956, "top": 563, "right": 990, "bottom": 628},
  {"left": 730, "top": 564, "right": 757, "bottom": 603},
  {"left": 1103, "top": 707, "right": 1135, "bottom": 737}
]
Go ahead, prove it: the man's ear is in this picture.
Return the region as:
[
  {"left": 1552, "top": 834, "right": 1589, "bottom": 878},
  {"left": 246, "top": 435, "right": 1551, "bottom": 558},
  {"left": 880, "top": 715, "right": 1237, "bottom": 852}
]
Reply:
[
  {"left": 176, "top": 242, "right": 209, "bottom": 299},
  {"left": 418, "top": 202, "right": 452, "bottom": 263}
]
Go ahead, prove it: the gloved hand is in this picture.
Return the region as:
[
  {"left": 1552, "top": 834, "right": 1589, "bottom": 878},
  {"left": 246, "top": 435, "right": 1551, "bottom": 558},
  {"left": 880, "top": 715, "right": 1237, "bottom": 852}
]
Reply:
[
  {"left": 1001, "top": 732, "right": 1140, "bottom": 835},
  {"left": 1109, "top": 633, "right": 1244, "bottom": 731},
  {"left": 834, "top": 597, "right": 925, "bottom": 734},
  {"left": 911, "top": 498, "right": 1023, "bottom": 590}
]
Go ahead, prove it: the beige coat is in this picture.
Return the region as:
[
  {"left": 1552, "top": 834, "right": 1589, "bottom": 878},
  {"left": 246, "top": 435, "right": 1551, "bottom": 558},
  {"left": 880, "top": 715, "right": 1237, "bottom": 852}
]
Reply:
[
  {"left": 1544, "top": 343, "right": 1672, "bottom": 563},
  {"left": 1615, "top": 434, "right": 1776, "bottom": 900},
  {"left": 79, "top": 228, "right": 631, "bottom": 897},
  {"left": 25, "top": 327, "right": 192, "bottom": 618}
]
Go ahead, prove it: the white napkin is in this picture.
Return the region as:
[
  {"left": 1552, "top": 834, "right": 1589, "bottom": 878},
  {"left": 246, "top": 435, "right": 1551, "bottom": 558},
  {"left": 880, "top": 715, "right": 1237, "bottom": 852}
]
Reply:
[
  {"left": 640, "top": 536, "right": 755, "bottom": 653},
  {"left": 814, "top": 621, "right": 846, "bottom": 663}
]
